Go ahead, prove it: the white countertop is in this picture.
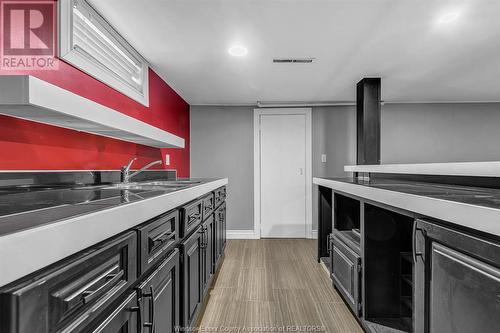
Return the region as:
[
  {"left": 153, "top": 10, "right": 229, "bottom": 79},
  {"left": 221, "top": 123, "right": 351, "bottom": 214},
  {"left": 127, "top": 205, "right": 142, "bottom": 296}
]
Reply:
[
  {"left": 0, "top": 178, "right": 227, "bottom": 287},
  {"left": 344, "top": 161, "right": 500, "bottom": 177},
  {"left": 313, "top": 177, "right": 500, "bottom": 237}
]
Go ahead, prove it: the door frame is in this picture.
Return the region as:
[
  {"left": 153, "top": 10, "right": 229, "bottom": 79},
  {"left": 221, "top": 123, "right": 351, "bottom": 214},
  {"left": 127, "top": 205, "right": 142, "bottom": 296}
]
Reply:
[{"left": 253, "top": 108, "right": 313, "bottom": 239}]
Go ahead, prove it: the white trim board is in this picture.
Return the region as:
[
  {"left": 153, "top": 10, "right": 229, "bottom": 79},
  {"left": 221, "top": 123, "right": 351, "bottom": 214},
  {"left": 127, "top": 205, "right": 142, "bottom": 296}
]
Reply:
[
  {"left": 344, "top": 161, "right": 500, "bottom": 177},
  {"left": 227, "top": 230, "right": 260, "bottom": 240},
  {"left": 253, "top": 108, "right": 313, "bottom": 239},
  {"left": 0, "top": 75, "right": 184, "bottom": 148},
  {"left": 311, "top": 230, "right": 318, "bottom": 239}
]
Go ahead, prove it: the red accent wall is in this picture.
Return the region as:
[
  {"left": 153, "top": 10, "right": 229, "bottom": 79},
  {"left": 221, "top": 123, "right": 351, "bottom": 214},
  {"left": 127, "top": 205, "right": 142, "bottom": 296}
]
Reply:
[{"left": 0, "top": 58, "right": 190, "bottom": 176}]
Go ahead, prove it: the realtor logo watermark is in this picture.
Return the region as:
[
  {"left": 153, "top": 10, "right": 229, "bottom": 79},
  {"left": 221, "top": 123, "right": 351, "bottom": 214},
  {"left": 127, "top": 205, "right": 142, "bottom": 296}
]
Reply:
[{"left": 1, "top": 0, "right": 58, "bottom": 70}]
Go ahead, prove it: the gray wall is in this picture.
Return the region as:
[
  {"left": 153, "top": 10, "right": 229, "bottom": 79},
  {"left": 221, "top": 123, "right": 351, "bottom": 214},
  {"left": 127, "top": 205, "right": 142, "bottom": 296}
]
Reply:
[
  {"left": 312, "top": 106, "right": 356, "bottom": 229},
  {"left": 190, "top": 106, "right": 254, "bottom": 231},
  {"left": 190, "top": 103, "right": 500, "bottom": 231},
  {"left": 190, "top": 105, "right": 355, "bottom": 231},
  {"left": 382, "top": 103, "right": 500, "bottom": 163}
]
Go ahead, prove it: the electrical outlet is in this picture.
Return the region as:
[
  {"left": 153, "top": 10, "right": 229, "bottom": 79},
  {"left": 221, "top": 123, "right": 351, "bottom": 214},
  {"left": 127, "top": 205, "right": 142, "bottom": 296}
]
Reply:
[
  {"left": 321, "top": 154, "right": 327, "bottom": 163},
  {"left": 165, "top": 154, "right": 170, "bottom": 166}
]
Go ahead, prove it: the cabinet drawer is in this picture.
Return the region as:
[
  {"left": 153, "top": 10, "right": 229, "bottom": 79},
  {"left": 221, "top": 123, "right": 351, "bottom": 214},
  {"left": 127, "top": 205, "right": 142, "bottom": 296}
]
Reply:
[
  {"left": 202, "top": 193, "right": 215, "bottom": 221},
  {"left": 214, "top": 186, "right": 226, "bottom": 207},
  {"left": 180, "top": 199, "right": 203, "bottom": 237},
  {"left": 0, "top": 232, "right": 137, "bottom": 333},
  {"left": 136, "top": 210, "right": 179, "bottom": 275},
  {"left": 330, "top": 232, "right": 361, "bottom": 315}
]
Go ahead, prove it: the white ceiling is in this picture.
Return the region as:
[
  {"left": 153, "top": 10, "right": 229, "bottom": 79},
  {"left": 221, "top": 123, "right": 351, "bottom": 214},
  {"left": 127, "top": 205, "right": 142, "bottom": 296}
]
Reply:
[{"left": 89, "top": 0, "right": 500, "bottom": 105}]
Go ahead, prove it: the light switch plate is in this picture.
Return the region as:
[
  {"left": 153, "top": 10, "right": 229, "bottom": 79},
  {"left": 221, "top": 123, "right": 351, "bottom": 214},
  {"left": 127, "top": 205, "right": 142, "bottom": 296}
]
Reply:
[
  {"left": 165, "top": 154, "right": 170, "bottom": 166},
  {"left": 321, "top": 154, "right": 327, "bottom": 163}
]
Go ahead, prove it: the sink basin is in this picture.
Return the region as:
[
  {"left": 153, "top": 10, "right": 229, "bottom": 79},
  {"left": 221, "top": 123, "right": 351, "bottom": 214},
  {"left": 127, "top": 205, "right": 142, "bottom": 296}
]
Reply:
[
  {"left": 71, "top": 180, "right": 201, "bottom": 191},
  {"left": 140, "top": 181, "right": 187, "bottom": 187},
  {"left": 101, "top": 183, "right": 180, "bottom": 191},
  {"left": 140, "top": 180, "right": 202, "bottom": 186},
  {"left": 171, "top": 180, "right": 202, "bottom": 184}
]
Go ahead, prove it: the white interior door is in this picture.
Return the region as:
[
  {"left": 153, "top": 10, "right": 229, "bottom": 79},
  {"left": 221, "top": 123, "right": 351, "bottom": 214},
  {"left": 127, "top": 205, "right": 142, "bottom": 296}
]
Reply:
[{"left": 260, "top": 113, "right": 306, "bottom": 238}]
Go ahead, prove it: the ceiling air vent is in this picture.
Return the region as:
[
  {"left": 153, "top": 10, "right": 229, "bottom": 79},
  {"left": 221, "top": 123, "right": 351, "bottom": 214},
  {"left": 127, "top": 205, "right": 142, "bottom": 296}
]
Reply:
[{"left": 273, "top": 58, "right": 316, "bottom": 63}]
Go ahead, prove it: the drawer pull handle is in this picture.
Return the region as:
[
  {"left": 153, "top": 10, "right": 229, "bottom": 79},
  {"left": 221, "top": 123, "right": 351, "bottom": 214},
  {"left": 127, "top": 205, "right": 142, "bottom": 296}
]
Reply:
[
  {"left": 129, "top": 304, "right": 143, "bottom": 333},
  {"left": 142, "top": 286, "right": 156, "bottom": 332},
  {"left": 81, "top": 266, "right": 124, "bottom": 304},
  {"left": 149, "top": 231, "right": 175, "bottom": 252},
  {"left": 199, "top": 226, "right": 208, "bottom": 248},
  {"left": 52, "top": 257, "right": 125, "bottom": 313},
  {"left": 188, "top": 213, "right": 201, "bottom": 224}
]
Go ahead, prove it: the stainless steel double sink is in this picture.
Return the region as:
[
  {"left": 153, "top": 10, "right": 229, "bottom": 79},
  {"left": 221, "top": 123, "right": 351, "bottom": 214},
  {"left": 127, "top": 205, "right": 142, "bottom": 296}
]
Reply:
[{"left": 77, "top": 180, "right": 203, "bottom": 191}]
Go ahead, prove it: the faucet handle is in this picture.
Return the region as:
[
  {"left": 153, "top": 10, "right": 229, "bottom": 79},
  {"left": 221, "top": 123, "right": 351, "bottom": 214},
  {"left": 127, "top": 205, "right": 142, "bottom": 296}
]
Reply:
[{"left": 125, "top": 157, "right": 138, "bottom": 170}]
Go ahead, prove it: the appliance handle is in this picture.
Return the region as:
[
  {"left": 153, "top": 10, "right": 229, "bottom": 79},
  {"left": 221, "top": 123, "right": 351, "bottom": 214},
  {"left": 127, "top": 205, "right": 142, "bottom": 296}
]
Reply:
[
  {"left": 412, "top": 220, "right": 424, "bottom": 264},
  {"left": 327, "top": 234, "right": 332, "bottom": 254}
]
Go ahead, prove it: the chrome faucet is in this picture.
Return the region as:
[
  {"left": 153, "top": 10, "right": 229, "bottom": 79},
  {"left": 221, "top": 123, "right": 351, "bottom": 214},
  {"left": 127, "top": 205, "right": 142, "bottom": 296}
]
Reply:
[{"left": 121, "top": 157, "right": 163, "bottom": 183}]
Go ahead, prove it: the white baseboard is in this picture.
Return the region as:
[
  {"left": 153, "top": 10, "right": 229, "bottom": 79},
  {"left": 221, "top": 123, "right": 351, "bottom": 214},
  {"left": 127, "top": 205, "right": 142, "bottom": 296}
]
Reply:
[
  {"left": 227, "top": 230, "right": 318, "bottom": 240},
  {"left": 227, "top": 230, "right": 260, "bottom": 239},
  {"left": 311, "top": 230, "right": 318, "bottom": 239}
]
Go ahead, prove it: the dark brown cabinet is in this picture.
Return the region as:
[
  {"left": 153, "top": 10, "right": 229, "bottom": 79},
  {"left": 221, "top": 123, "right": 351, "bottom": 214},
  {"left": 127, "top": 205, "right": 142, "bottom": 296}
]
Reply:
[
  {"left": 215, "top": 202, "right": 226, "bottom": 265},
  {"left": 136, "top": 210, "right": 179, "bottom": 275},
  {"left": 179, "top": 225, "right": 204, "bottom": 328},
  {"left": 84, "top": 292, "right": 140, "bottom": 333},
  {"left": 330, "top": 231, "right": 361, "bottom": 316},
  {"left": 136, "top": 248, "right": 180, "bottom": 333},
  {"left": 202, "top": 193, "right": 215, "bottom": 221},
  {"left": 180, "top": 199, "right": 203, "bottom": 237},
  {"left": 0, "top": 232, "right": 137, "bottom": 333},
  {"left": 201, "top": 215, "right": 215, "bottom": 295},
  {"left": 214, "top": 186, "right": 226, "bottom": 208},
  {"left": 414, "top": 220, "right": 500, "bottom": 333},
  {"left": 0, "top": 187, "right": 228, "bottom": 333}
]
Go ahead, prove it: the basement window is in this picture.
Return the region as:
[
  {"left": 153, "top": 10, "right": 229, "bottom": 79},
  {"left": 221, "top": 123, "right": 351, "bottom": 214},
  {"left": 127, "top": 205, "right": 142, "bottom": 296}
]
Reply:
[{"left": 59, "top": 0, "right": 149, "bottom": 106}]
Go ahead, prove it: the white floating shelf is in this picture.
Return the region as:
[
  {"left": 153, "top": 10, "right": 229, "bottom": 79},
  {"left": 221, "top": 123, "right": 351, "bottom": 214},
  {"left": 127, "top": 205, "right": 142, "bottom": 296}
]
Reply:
[
  {"left": 344, "top": 161, "right": 500, "bottom": 177},
  {"left": 0, "top": 75, "right": 185, "bottom": 148}
]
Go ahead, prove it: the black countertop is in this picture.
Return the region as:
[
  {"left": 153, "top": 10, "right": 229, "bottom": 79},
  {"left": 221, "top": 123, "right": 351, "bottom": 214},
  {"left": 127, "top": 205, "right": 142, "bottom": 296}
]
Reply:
[
  {"left": 324, "top": 177, "right": 500, "bottom": 210},
  {"left": 0, "top": 179, "right": 208, "bottom": 237}
]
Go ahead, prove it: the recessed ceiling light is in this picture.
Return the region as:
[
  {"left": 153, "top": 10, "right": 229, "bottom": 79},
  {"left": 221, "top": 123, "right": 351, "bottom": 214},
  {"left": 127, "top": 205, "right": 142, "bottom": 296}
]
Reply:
[
  {"left": 437, "top": 11, "right": 461, "bottom": 24},
  {"left": 228, "top": 45, "right": 248, "bottom": 57}
]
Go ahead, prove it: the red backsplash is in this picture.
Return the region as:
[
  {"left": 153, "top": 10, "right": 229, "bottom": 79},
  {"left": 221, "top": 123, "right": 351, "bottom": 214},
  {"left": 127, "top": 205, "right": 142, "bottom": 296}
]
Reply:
[{"left": 0, "top": 62, "right": 190, "bottom": 176}]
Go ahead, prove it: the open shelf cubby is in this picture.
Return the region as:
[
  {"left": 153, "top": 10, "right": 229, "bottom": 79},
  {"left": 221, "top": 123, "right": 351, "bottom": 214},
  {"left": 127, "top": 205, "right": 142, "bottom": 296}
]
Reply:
[
  {"left": 364, "top": 204, "right": 414, "bottom": 333},
  {"left": 334, "top": 193, "right": 361, "bottom": 247}
]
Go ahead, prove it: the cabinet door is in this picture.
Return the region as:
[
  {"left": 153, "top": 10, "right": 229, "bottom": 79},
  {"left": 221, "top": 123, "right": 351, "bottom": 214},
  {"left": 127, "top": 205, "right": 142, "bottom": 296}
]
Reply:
[
  {"left": 330, "top": 233, "right": 361, "bottom": 316},
  {"left": 415, "top": 220, "right": 500, "bottom": 333},
  {"left": 137, "top": 249, "right": 180, "bottom": 333},
  {"left": 202, "top": 215, "right": 215, "bottom": 295},
  {"left": 220, "top": 203, "right": 227, "bottom": 252},
  {"left": 180, "top": 226, "right": 204, "bottom": 328},
  {"left": 87, "top": 292, "right": 139, "bottom": 333},
  {"left": 215, "top": 202, "right": 226, "bottom": 259}
]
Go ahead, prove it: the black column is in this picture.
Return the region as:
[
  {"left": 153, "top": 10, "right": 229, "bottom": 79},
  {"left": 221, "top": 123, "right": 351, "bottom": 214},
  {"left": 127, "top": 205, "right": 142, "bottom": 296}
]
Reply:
[{"left": 356, "top": 78, "right": 381, "bottom": 165}]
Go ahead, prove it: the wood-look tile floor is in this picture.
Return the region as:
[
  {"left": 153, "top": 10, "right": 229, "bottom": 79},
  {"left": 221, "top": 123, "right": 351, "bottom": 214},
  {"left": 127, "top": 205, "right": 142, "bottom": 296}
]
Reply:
[{"left": 199, "top": 239, "right": 363, "bottom": 333}]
